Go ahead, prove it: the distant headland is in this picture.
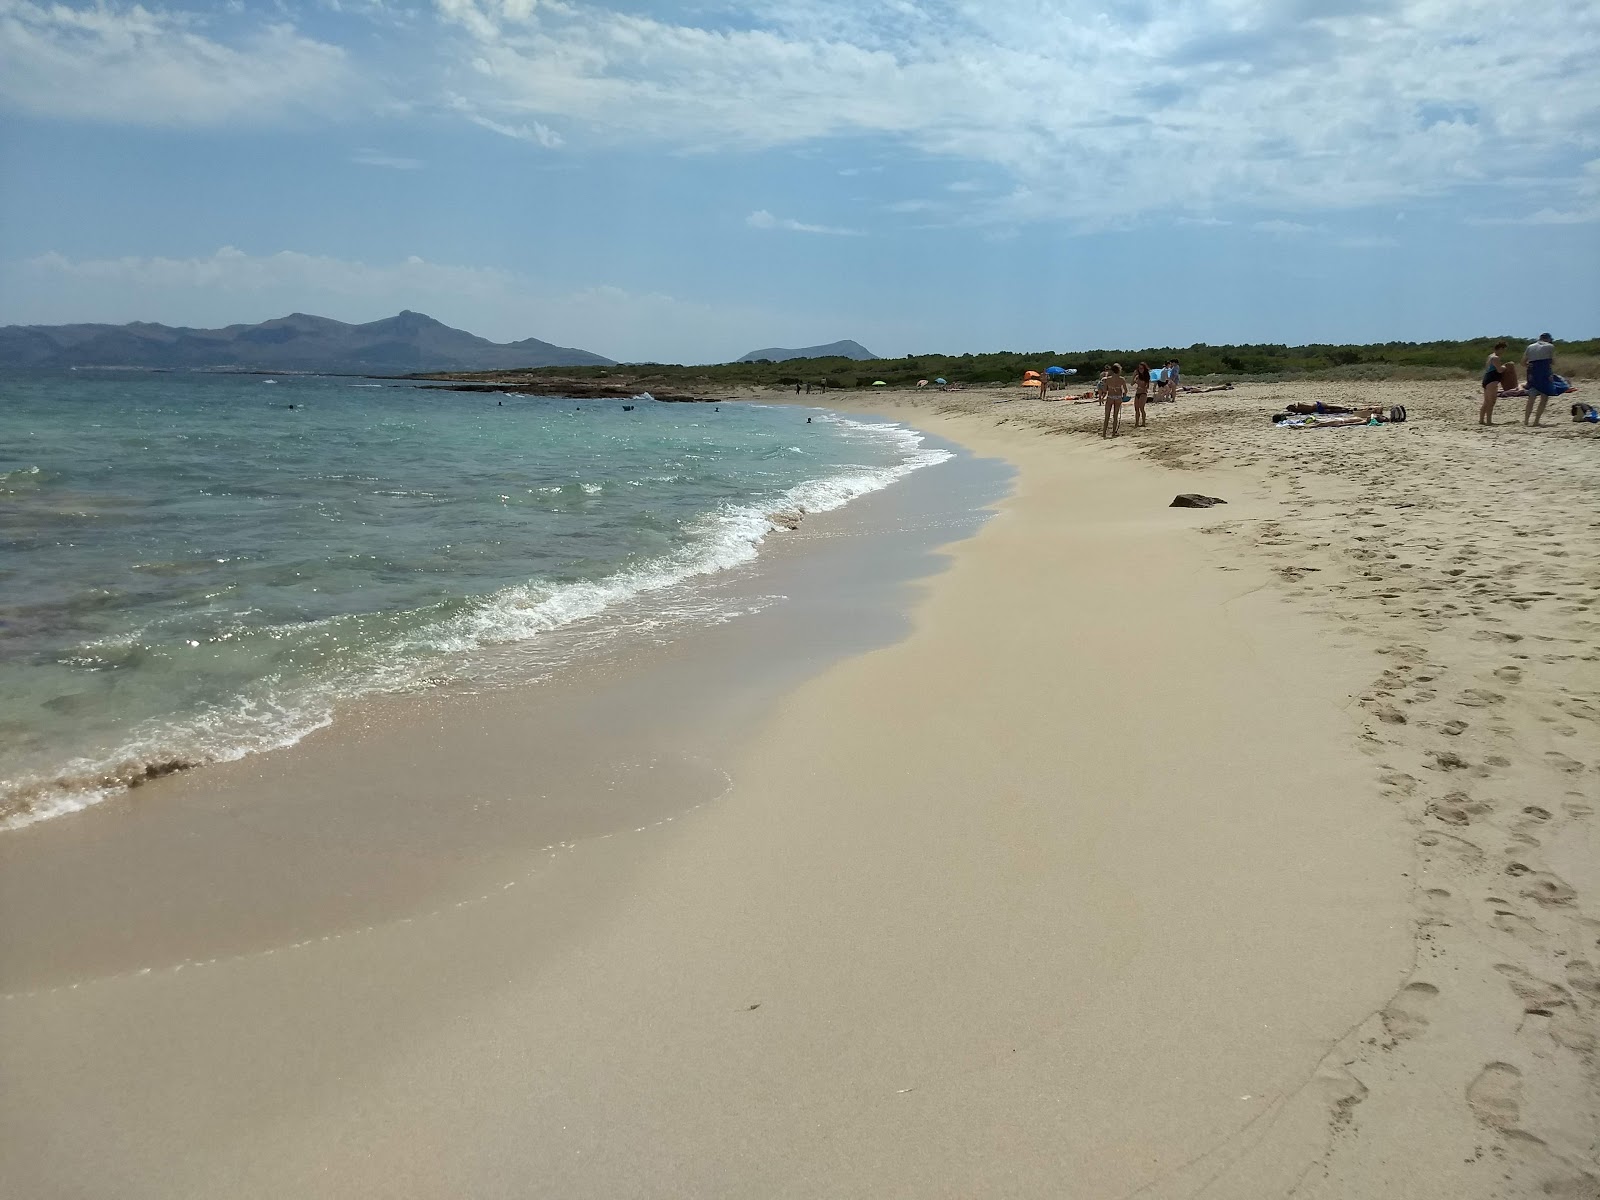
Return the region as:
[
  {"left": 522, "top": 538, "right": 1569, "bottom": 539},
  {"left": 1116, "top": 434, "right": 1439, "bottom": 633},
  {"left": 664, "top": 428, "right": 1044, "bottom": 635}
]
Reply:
[
  {"left": 737, "top": 340, "right": 877, "bottom": 363},
  {"left": 0, "top": 311, "right": 615, "bottom": 373}
]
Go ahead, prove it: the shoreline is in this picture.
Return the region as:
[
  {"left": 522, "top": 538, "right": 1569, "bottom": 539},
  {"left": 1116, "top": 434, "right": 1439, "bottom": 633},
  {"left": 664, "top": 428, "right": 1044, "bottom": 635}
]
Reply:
[
  {"left": 0, "top": 423, "right": 1010, "bottom": 991},
  {"left": 0, "top": 401, "right": 964, "bottom": 834},
  {"left": 2, "top": 381, "right": 1594, "bottom": 1197}
]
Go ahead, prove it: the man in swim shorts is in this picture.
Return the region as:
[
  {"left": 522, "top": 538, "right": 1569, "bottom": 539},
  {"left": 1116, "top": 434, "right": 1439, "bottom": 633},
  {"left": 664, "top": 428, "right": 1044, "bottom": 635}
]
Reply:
[{"left": 1524, "top": 333, "right": 1557, "bottom": 426}]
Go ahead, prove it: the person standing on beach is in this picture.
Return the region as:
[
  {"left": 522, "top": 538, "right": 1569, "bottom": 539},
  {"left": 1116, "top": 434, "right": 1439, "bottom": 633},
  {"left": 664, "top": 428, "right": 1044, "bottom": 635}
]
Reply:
[
  {"left": 1101, "top": 364, "right": 1128, "bottom": 438},
  {"left": 1133, "top": 362, "right": 1151, "bottom": 428},
  {"left": 1523, "top": 333, "right": 1557, "bottom": 426},
  {"left": 1480, "top": 340, "right": 1509, "bottom": 425}
]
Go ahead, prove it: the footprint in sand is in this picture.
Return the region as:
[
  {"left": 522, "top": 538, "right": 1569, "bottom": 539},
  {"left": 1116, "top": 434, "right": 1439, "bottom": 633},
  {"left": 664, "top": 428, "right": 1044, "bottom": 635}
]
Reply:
[
  {"left": 1566, "top": 960, "right": 1600, "bottom": 1002},
  {"left": 1491, "top": 908, "right": 1547, "bottom": 946},
  {"left": 1418, "top": 830, "right": 1487, "bottom": 871},
  {"left": 1544, "top": 751, "right": 1586, "bottom": 775},
  {"left": 1466, "top": 1061, "right": 1525, "bottom": 1133},
  {"left": 1428, "top": 792, "right": 1492, "bottom": 826},
  {"left": 1426, "top": 749, "right": 1471, "bottom": 772},
  {"left": 1459, "top": 688, "right": 1505, "bottom": 708},
  {"left": 1517, "top": 870, "right": 1578, "bottom": 908},
  {"left": 1472, "top": 630, "right": 1523, "bottom": 643},
  {"left": 1379, "top": 770, "right": 1419, "bottom": 796},
  {"left": 1493, "top": 665, "right": 1524, "bottom": 684},
  {"left": 1495, "top": 963, "right": 1571, "bottom": 1013},
  {"left": 1420, "top": 887, "right": 1461, "bottom": 920},
  {"left": 1381, "top": 643, "right": 1431, "bottom": 664},
  {"left": 1381, "top": 982, "right": 1440, "bottom": 1041}
]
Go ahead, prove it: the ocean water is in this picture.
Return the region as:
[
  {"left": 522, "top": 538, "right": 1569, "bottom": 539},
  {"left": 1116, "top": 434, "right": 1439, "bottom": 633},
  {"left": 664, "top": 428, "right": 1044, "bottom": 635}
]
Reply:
[{"left": 0, "top": 370, "right": 949, "bottom": 829}]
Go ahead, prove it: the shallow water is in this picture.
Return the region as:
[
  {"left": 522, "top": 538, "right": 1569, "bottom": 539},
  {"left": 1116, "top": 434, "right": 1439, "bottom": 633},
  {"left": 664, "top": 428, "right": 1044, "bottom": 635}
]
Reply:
[{"left": 0, "top": 370, "right": 948, "bottom": 827}]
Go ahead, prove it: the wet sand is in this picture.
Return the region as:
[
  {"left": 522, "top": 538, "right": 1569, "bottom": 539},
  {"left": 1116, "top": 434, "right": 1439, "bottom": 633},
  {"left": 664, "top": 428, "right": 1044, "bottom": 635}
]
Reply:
[{"left": 3, "top": 379, "right": 1593, "bottom": 1197}]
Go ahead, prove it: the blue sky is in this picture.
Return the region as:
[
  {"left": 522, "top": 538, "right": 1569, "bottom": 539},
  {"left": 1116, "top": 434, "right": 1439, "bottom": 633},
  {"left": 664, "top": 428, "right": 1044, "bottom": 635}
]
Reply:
[{"left": 1, "top": 0, "right": 1597, "bottom": 364}]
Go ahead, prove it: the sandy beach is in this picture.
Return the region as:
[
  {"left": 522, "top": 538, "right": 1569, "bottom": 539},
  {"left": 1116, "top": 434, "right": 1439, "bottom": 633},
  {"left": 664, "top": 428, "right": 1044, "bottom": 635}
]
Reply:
[{"left": 3, "top": 377, "right": 1596, "bottom": 1198}]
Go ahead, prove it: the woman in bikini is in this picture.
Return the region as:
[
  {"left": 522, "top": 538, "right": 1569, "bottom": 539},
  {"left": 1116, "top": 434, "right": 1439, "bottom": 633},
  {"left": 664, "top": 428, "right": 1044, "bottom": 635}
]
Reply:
[
  {"left": 1132, "top": 362, "right": 1151, "bottom": 428},
  {"left": 1101, "top": 363, "right": 1129, "bottom": 438},
  {"left": 1480, "top": 340, "right": 1508, "bottom": 425}
]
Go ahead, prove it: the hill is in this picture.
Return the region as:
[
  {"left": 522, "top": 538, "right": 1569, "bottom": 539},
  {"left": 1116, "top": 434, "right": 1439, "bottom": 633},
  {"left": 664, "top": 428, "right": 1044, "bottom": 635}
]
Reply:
[
  {"left": 0, "top": 311, "right": 614, "bottom": 372},
  {"left": 738, "top": 340, "right": 877, "bottom": 363}
]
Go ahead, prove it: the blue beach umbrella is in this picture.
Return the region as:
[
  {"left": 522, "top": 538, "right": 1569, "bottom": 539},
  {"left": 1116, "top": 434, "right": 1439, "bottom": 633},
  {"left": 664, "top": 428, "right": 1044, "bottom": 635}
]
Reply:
[
  {"left": 1045, "top": 365, "right": 1068, "bottom": 376},
  {"left": 934, "top": 377, "right": 947, "bottom": 384}
]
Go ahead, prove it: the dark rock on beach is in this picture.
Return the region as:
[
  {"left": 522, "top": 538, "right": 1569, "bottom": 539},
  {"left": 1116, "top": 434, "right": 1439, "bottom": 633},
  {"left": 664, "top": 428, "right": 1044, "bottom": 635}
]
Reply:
[{"left": 1170, "top": 494, "right": 1228, "bottom": 508}]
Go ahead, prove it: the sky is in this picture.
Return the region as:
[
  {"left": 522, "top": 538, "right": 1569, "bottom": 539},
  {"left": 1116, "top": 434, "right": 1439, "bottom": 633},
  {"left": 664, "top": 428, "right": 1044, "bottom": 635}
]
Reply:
[{"left": 1, "top": 0, "right": 1597, "bottom": 364}]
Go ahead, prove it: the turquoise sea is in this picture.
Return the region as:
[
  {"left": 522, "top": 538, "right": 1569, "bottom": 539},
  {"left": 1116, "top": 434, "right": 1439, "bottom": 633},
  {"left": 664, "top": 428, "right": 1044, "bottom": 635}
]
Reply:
[{"left": 0, "top": 370, "right": 948, "bottom": 828}]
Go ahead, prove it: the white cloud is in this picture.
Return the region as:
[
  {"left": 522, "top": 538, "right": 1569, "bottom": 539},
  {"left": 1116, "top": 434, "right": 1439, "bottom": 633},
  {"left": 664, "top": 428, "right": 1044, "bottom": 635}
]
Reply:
[
  {"left": 1252, "top": 220, "right": 1321, "bottom": 236},
  {"left": 0, "top": 0, "right": 354, "bottom": 124},
  {"left": 353, "top": 148, "right": 424, "bottom": 169},
  {"left": 21, "top": 245, "right": 518, "bottom": 300},
  {"left": 426, "top": 0, "right": 1600, "bottom": 226},
  {"left": 746, "top": 209, "right": 863, "bottom": 236},
  {"left": 446, "top": 93, "right": 563, "bottom": 146},
  {"left": 1469, "top": 157, "right": 1600, "bottom": 225}
]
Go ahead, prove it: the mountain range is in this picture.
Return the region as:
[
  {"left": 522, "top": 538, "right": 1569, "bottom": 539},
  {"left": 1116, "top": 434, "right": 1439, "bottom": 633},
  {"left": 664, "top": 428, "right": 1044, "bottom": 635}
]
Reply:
[
  {"left": 0, "top": 311, "right": 614, "bottom": 372},
  {"left": 737, "top": 340, "right": 877, "bottom": 363}
]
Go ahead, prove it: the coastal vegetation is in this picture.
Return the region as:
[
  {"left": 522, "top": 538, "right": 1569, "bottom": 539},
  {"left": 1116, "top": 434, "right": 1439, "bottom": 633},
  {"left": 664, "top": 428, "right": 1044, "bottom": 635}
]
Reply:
[{"left": 430, "top": 336, "right": 1599, "bottom": 389}]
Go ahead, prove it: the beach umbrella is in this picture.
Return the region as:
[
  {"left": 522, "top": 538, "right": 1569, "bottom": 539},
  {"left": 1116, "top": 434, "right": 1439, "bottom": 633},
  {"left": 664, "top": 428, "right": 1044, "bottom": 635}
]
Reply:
[
  {"left": 872, "top": 380, "right": 887, "bottom": 386},
  {"left": 1022, "top": 369, "right": 1042, "bottom": 379},
  {"left": 934, "top": 377, "right": 946, "bottom": 384},
  {"left": 1021, "top": 378, "right": 1043, "bottom": 388},
  {"left": 916, "top": 379, "right": 929, "bottom": 387},
  {"left": 1045, "top": 365, "right": 1067, "bottom": 376}
]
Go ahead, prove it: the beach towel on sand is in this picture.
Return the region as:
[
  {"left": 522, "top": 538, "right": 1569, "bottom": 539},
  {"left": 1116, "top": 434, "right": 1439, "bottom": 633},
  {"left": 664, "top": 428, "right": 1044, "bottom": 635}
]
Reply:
[{"left": 1527, "top": 359, "right": 1569, "bottom": 396}]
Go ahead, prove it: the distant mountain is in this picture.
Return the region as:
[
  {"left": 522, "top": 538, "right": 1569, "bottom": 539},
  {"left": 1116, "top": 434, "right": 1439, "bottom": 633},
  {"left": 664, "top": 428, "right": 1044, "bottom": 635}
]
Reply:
[
  {"left": 737, "top": 339, "right": 877, "bottom": 363},
  {"left": 0, "top": 311, "right": 614, "bottom": 372}
]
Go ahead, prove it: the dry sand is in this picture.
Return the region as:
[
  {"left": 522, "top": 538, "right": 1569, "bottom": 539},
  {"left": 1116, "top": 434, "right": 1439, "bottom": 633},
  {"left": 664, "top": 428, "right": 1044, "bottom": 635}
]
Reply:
[
  {"left": 2, "top": 378, "right": 1594, "bottom": 1198},
  {"left": 850, "top": 377, "right": 1600, "bottom": 1196}
]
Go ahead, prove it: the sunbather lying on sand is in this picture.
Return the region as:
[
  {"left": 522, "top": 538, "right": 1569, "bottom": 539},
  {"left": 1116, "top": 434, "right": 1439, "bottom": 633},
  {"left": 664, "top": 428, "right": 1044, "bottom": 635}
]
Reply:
[
  {"left": 1281, "top": 401, "right": 1394, "bottom": 417},
  {"left": 1273, "top": 404, "right": 1406, "bottom": 427}
]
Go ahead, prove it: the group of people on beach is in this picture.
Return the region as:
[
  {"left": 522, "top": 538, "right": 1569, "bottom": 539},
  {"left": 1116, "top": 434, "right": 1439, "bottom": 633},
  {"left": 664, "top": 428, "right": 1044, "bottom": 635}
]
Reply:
[
  {"left": 1098, "top": 360, "right": 1180, "bottom": 438},
  {"left": 1479, "top": 334, "right": 1567, "bottom": 426}
]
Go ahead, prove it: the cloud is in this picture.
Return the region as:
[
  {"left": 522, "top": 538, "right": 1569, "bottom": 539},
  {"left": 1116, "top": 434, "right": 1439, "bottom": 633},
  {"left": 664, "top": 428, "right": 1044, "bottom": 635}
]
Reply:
[
  {"left": 1468, "top": 157, "right": 1600, "bottom": 225},
  {"left": 353, "top": 148, "right": 424, "bottom": 169},
  {"left": 21, "top": 245, "right": 516, "bottom": 299},
  {"left": 1252, "top": 220, "right": 1322, "bottom": 236},
  {"left": 1471, "top": 207, "right": 1600, "bottom": 226},
  {"left": 446, "top": 93, "right": 563, "bottom": 146},
  {"left": 425, "top": 0, "right": 1600, "bottom": 226},
  {"left": 1338, "top": 234, "right": 1400, "bottom": 249},
  {"left": 0, "top": 0, "right": 353, "bottom": 124},
  {"left": 746, "top": 209, "right": 863, "bottom": 236}
]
